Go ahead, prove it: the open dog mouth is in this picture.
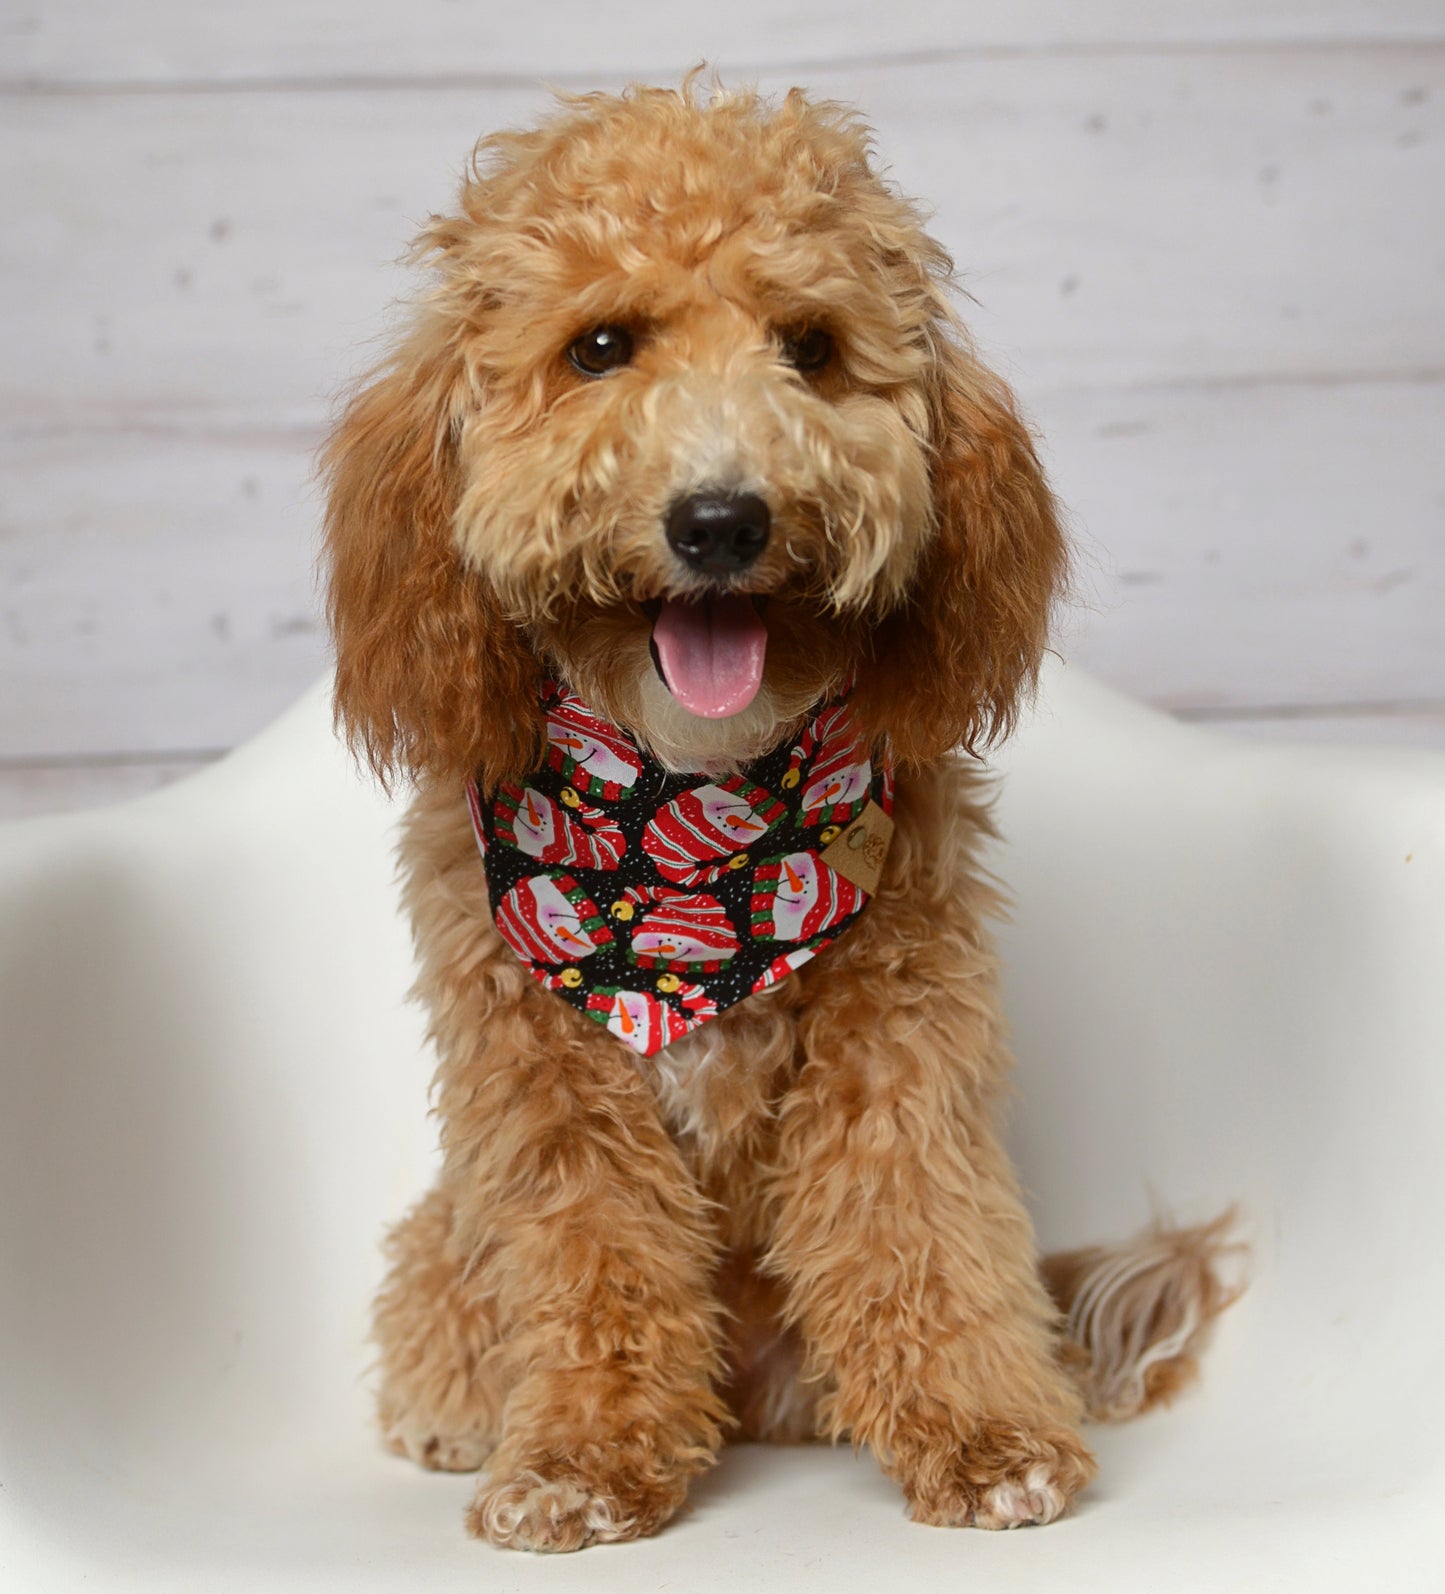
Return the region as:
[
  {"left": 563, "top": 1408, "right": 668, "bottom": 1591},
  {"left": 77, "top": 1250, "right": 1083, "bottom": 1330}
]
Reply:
[{"left": 645, "top": 594, "right": 769, "bottom": 719}]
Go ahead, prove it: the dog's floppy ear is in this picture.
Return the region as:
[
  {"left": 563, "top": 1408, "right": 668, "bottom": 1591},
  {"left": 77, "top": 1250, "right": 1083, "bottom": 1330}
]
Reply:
[
  {"left": 321, "top": 328, "right": 542, "bottom": 791},
  {"left": 852, "top": 331, "right": 1068, "bottom": 766}
]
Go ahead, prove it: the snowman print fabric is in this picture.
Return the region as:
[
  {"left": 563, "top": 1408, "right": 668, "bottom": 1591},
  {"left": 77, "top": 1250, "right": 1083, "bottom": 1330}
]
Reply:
[{"left": 467, "top": 683, "right": 895, "bottom": 1056}]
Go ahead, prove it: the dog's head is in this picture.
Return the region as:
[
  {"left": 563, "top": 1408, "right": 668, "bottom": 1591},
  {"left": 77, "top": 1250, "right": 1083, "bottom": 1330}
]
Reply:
[{"left": 323, "top": 82, "right": 1066, "bottom": 790}]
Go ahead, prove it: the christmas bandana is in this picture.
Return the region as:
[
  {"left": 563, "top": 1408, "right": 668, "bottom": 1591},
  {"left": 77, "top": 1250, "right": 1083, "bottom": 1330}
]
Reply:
[{"left": 466, "top": 683, "right": 895, "bottom": 1057}]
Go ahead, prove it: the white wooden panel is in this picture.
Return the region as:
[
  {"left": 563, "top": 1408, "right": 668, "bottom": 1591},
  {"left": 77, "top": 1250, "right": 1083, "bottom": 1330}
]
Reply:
[
  {"left": 856, "top": 50, "right": 1445, "bottom": 394},
  {"left": 0, "top": 425, "right": 326, "bottom": 758},
  {"left": 5, "top": 1, "right": 1443, "bottom": 87},
  {"left": 0, "top": 86, "right": 538, "bottom": 428},
  {"left": 1044, "top": 377, "right": 1445, "bottom": 711},
  {"left": 3, "top": 47, "right": 1442, "bottom": 425},
  {"left": 4, "top": 378, "right": 1440, "bottom": 760}
]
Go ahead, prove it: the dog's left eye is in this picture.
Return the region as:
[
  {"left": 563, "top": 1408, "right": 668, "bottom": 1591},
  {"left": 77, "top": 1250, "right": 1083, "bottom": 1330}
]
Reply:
[
  {"left": 567, "top": 325, "right": 634, "bottom": 378},
  {"left": 779, "top": 326, "right": 834, "bottom": 374}
]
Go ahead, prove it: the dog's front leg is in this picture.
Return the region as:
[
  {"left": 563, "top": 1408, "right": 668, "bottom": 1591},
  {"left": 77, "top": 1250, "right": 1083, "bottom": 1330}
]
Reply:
[
  {"left": 446, "top": 1005, "right": 729, "bottom": 1552},
  {"left": 765, "top": 780, "right": 1096, "bottom": 1527}
]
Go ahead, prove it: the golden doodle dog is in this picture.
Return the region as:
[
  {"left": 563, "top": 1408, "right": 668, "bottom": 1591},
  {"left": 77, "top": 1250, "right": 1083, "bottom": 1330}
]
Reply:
[{"left": 322, "top": 80, "right": 1236, "bottom": 1553}]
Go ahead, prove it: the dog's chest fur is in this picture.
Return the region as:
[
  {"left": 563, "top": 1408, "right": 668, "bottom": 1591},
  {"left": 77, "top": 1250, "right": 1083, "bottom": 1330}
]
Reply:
[
  {"left": 642, "top": 1024, "right": 729, "bottom": 1140},
  {"left": 633, "top": 975, "right": 803, "bottom": 1189}
]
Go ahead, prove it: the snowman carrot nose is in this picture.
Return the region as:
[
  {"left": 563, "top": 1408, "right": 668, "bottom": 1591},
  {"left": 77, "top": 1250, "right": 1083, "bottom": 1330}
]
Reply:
[
  {"left": 783, "top": 859, "right": 805, "bottom": 893},
  {"left": 525, "top": 792, "right": 541, "bottom": 827},
  {"left": 616, "top": 1000, "right": 635, "bottom": 1036}
]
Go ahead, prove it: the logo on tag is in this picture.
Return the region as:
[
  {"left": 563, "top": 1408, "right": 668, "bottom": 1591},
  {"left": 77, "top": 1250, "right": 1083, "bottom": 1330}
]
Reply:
[{"left": 818, "top": 799, "right": 894, "bottom": 895}]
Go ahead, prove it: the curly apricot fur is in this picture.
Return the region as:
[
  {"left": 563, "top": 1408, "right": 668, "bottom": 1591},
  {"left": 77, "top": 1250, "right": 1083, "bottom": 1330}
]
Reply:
[{"left": 324, "top": 80, "right": 1234, "bottom": 1554}]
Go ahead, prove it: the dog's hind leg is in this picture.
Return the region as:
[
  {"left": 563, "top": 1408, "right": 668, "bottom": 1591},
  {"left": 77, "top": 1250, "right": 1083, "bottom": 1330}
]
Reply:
[{"left": 373, "top": 1183, "right": 505, "bottom": 1473}]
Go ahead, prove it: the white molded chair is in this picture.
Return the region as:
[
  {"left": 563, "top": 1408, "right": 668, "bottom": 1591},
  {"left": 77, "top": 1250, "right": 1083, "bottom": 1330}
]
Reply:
[{"left": 2, "top": 662, "right": 1442, "bottom": 1592}]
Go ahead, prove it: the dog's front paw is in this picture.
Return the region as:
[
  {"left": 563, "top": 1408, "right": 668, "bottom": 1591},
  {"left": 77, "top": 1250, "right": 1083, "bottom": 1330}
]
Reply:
[
  {"left": 467, "top": 1463, "right": 684, "bottom": 1553},
  {"left": 902, "top": 1420, "right": 1096, "bottom": 1530}
]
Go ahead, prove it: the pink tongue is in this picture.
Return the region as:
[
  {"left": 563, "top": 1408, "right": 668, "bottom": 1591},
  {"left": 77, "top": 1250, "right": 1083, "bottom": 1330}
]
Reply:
[{"left": 652, "top": 595, "right": 768, "bottom": 719}]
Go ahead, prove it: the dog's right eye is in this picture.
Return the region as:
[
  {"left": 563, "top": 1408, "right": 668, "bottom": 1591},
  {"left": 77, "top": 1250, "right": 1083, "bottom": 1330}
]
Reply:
[
  {"left": 567, "top": 325, "right": 634, "bottom": 378},
  {"left": 779, "top": 326, "right": 835, "bottom": 375}
]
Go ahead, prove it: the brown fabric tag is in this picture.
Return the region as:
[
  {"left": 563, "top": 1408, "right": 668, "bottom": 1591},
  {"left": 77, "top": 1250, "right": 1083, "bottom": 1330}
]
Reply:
[{"left": 819, "top": 799, "right": 895, "bottom": 895}]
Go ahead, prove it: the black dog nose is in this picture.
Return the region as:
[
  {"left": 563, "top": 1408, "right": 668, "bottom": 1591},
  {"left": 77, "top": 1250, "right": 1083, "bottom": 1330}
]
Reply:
[{"left": 665, "top": 492, "right": 771, "bottom": 576}]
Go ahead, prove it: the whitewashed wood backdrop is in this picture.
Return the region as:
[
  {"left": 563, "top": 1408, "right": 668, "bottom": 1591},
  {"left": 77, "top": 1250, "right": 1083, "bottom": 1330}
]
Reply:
[{"left": 3, "top": 1, "right": 1443, "bottom": 818}]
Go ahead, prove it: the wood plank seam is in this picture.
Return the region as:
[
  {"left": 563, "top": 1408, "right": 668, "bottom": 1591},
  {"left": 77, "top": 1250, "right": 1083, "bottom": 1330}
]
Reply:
[
  {"left": 9, "top": 368, "right": 1445, "bottom": 444},
  {"left": 8, "top": 32, "right": 1445, "bottom": 97},
  {"left": 6, "top": 33, "right": 1445, "bottom": 97}
]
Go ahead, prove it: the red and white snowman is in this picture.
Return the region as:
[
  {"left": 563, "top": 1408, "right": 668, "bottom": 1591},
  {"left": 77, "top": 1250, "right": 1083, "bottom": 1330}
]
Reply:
[
  {"left": 493, "top": 872, "right": 614, "bottom": 965},
  {"left": 493, "top": 782, "right": 626, "bottom": 871},
  {"left": 584, "top": 980, "right": 719, "bottom": 1055},
  {"left": 544, "top": 690, "right": 644, "bottom": 800},
  {"left": 642, "top": 775, "right": 784, "bottom": 886},
  {"left": 786, "top": 705, "right": 875, "bottom": 829},
  {"left": 750, "top": 851, "right": 866, "bottom": 943},
  {"left": 613, "top": 886, "right": 740, "bottom": 972}
]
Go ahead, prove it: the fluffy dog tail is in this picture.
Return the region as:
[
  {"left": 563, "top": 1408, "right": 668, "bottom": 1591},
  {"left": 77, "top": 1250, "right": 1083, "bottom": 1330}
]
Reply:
[{"left": 1042, "top": 1211, "right": 1245, "bottom": 1422}]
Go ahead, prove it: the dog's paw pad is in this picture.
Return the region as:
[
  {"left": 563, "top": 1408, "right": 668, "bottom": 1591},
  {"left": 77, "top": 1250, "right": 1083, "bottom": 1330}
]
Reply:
[
  {"left": 905, "top": 1420, "right": 1095, "bottom": 1530},
  {"left": 972, "top": 1460, "right": 1069, "bottom": 1528},
  {"left": 468, "top": 1469, "right": 638, "bottom": 1553}
]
